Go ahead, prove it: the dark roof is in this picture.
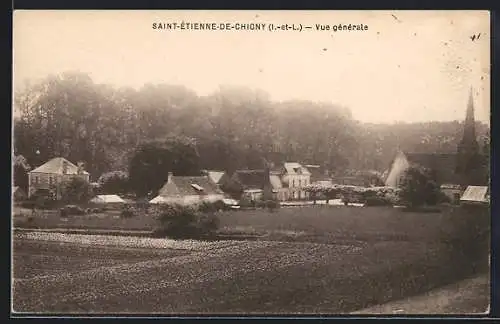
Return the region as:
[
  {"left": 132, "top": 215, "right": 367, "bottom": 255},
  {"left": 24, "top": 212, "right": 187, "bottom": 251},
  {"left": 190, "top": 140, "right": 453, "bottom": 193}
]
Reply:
[
  {"left": 404, "top": 152, "right": 460, "bottom": 184},
  {"left": 233, "top": 170, "right": 268, "bottom": 190},
  {"left": 307, "top": 166, "right": 330, "bottom": 182},
  {"left": 159, "top": 176, "right": 221, "bottom": 197},
  {"left": 284, "top": 162, "right": 311, "bottom": 175}
]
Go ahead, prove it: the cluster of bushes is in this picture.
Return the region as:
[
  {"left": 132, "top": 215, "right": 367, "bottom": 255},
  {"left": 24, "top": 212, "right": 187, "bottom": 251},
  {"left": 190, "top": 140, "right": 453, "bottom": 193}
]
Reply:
[
  {"left": 258, "top": 199, "right": 280, "bottom": 211},
  {"left": 239, "top": 198, "right": 280, "bottom": 211},
  {"left": 361, "top": 188, "right": 402, "bottom": 206},
  {"left": 117, "top": 202, "right": 152, "bottom": 218},
  {"left": 120, "top": 204, "right": 137, "bottom": 218},
  {"left": 364, "top": 196, "right": 394, "bottom": 206},
  {"left": 151, "top": 203, "right": 220, "bottom": 239},
  {"left": 59, "top": 205, "right": 86, "bottom": 217},
  {"left": 197, "top": 200, "right": 230, "bottom": 213},
  {"left": 20, "top": 197, "right": 59, "bottom": 210}
]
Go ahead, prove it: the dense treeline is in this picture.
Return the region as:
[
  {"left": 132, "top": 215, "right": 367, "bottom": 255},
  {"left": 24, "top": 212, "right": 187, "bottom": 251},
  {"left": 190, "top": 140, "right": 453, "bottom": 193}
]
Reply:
[{"left": 14, "top": 71, "right": 490, "bottom": 183}]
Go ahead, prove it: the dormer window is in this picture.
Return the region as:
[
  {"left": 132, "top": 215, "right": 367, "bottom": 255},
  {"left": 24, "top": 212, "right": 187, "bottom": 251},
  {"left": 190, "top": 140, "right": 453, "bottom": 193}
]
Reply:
[{"left": 191, "top": 184, "right": 204, "bottom": 191}]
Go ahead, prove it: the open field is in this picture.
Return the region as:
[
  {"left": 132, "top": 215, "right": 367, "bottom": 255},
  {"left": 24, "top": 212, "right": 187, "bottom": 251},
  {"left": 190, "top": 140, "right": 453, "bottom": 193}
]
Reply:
[
  {"left": 14, "top": 205, "right": 490, "bottom": 247},
  {"left": 219, "top": 206, "right": 472, "bottom": 242},
  {"left": 12, "top": 232, "right": 489, "bottom": 314}
]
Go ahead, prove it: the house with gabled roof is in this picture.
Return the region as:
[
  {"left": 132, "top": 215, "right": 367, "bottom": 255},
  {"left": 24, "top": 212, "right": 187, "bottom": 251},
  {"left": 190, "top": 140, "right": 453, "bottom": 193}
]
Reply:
[
  {"left": 278, "top": 162, "right": 312, "bottom": 200},
  {"left": 28, "top": 157, "right": 90, "bottom": 199},
  {"left": 150, "top": 172, "right": 224, "bottom": 205}
]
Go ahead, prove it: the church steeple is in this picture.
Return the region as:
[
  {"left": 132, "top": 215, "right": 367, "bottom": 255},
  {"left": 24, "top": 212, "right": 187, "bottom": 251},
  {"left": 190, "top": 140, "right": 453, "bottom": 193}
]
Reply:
[
  {"left": 456, "top": 87, "right": 480, "bottom": 179},
  {"left": 459, "top": 87, "right": 479, "bottom": 153}
]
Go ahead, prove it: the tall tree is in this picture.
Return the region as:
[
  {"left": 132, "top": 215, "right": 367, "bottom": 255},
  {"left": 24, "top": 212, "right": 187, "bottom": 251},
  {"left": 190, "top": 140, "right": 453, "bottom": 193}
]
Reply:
[{"left": 128, "top": 136, "right": 202, "bottom": 198}]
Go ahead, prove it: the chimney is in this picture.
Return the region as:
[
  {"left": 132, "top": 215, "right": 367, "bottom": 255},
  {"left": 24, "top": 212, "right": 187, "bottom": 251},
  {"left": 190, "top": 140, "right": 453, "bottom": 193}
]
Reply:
[
  {"left": 168, "top": 172, "right": 173, "bottom": 182},
  {"left": 62, "top": 160, "right": 68, "bottom": 175},
  {"left": 77, "top": 162, "right": 84, "bottom": 175}
]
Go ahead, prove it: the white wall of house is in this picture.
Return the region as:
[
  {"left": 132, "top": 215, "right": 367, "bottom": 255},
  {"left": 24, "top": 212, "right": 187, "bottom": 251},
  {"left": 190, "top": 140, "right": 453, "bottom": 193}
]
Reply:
[
  {"left": 282, "top": 174, "right": 310, "bottom": 200},
  {"left": 384, "top": 152, "right": 410, "bottom": 188}
]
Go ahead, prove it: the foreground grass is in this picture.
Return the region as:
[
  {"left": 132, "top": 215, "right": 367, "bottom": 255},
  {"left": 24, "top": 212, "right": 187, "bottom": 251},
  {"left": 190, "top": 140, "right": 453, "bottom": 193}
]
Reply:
[
  {"left": 13, "top": 209, "right": 157, "bottom": 231},
  {"left": 14, "top": 205, "right": 490, "bottom": 254}
]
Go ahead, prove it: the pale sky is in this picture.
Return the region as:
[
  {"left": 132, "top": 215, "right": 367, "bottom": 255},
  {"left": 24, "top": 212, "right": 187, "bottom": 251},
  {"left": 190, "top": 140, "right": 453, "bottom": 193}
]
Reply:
[{"left": 13, "top": 10, "right": 490, "bottom": 123}]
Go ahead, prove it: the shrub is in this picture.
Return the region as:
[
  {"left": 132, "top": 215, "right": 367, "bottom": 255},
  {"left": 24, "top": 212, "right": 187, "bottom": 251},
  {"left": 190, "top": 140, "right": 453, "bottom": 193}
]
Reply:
[
  {"left": 437, "top": 191, "right": 452, "bottom": 204},
  {"left": 59, "top": 205, "right": 86, "bottom": 216},
  {"left": 153, "top": 204, "right": 219, "bottom": 239},
  {"left": 195, "top": 213, "right": 220, "bottom": 236},
  {"left": 198, "top": 200, "right": 230, "bottom": 213},
  {"left": 399, "top": 166, "right": 440, "bottom": 208},
  {"left": 121, "top": 209, "right": 135, "bottom": 218},
  {"left": 120, "top": 204, "right": 135, "bottom": 218},
  {"left": 265, "top": 200, "right": 280, "bottom": 212},
  {"left": 23, "top": 193, "right": 59, "bottom": 210},
  {"left": 239, "top": 197, "right": 256, "bottom": 209},
  {"left": 62, "top": 177, "right": 93, "bottom": 204},
  {"left": 255, "top": 200, "right": 265, "bottom": 209},
  {"left": 364, "top": 196, "right": 393, "bottom": 206},
  {"left": 97, "top": 170, "right": 129, "bottom": 194},
  {"left": 213, "top": 199, "right": 229, "bottom": 211},
  {"left": 20, "top": 200, "right": 36, "bottom": 209},
  {"left": 59, "top": 208, "right": 68, "bottom": 218}
]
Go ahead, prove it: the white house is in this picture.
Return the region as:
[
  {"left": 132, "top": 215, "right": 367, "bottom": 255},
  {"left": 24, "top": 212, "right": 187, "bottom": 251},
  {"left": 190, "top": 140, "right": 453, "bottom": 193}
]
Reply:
[{"left": 280, "top": 162, "right": 311, "bottom": 200}]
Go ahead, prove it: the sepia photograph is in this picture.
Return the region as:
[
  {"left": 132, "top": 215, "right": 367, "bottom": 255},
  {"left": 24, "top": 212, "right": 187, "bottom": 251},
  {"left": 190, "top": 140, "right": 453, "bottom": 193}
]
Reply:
[{"left": 11, "top": 10, "right": 491, "bottom": 315}]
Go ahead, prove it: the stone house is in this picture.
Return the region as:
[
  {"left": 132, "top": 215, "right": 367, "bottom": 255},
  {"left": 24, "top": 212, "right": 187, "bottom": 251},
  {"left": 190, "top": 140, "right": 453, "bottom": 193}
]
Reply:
[{"left": 28, "top": 157, "right": 90, "bottom": 199}]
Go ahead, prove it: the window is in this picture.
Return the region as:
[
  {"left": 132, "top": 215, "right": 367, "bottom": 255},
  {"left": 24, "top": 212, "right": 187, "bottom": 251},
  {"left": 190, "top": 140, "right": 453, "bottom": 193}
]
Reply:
[
  {"left": 34, "top": 176, "right": 39, "bottom": 185},
  {"left": 49, "top": 176, "right": 53, "bottom": 186}
]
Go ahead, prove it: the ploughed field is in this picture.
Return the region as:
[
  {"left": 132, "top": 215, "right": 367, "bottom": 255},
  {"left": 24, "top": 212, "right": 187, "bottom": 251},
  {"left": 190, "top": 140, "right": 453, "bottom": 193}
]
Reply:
[{"left": 12, "top": 218, "right": 488, "bottom": 314}]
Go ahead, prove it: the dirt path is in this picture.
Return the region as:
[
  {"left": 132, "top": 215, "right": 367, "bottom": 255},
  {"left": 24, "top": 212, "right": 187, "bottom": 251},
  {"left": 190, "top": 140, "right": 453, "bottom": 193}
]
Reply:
[{"left": 352, "top": 274, "right": 490, "bottom": 315}]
